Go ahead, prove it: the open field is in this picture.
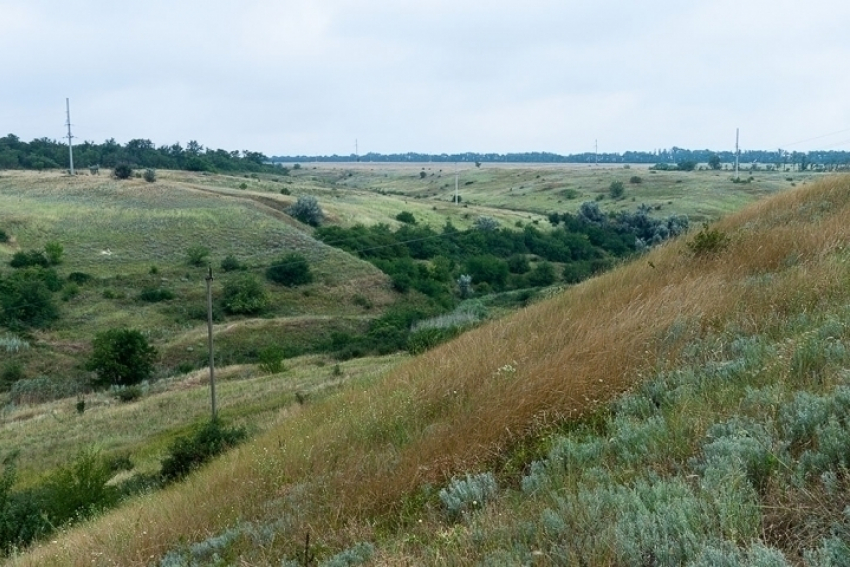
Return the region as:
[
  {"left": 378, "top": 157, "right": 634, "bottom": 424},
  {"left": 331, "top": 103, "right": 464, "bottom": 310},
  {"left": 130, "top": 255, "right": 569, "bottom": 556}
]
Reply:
[{"left": 1, "top": 167, "right": 847, "bottom": 565}]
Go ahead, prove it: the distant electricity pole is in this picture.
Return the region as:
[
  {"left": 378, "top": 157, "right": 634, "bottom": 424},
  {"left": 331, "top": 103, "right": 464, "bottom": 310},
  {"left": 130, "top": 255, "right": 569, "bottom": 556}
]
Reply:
[
  {"left": 734, "top": 128, "right": 740, "bottom": 181},
  {"left": 454, "top": 163, "right": 459, "bottom": 204},
  {"left": 595, "top": 139, "right": 598, "bottom": 167},
  {"left": 355, "top": 139, "right": 358, "bottom": 161},
  {"left": 65, "top": 98, "right": 75, "bottom": 175}
]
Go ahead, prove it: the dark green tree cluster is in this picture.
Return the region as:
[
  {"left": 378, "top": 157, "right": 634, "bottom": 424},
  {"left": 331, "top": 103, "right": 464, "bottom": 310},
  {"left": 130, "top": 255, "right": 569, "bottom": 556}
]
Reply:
[{"left": 0, "top": 133, "right": 282, "bottom": 174}]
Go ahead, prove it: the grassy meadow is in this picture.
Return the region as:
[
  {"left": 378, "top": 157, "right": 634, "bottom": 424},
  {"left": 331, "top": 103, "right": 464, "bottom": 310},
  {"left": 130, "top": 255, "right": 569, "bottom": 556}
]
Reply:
[{"left": 1, "top": 165, "right": 846, "bottom": 565}]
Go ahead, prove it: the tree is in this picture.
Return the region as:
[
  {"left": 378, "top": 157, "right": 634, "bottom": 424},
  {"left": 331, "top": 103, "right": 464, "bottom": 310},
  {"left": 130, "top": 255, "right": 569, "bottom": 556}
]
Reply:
[
  {"left": 86, "top": 328, "right": 157, "bottom": 389},
  {"left": 266, "top": 253, "right": 313, "bottom": 287},
  {"left": 44, "top": 241, "right": 64, "bottom": 265},
  {"left": 287, "top": 196, "right": 324, "bottom": 226},
  {"left": 708, "top": 154, "right": 722, "bottom": 170},
  {"left": 473, "top": 216, "right": 500, "bottom": 231}
]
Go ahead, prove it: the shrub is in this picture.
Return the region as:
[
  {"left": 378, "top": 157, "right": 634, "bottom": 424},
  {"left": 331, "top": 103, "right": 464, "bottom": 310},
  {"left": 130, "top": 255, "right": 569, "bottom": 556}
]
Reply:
[
  {"left": 238, "top": 182, "right": 247, "bottom": 190},
  {"left": 113, "top": 163, "right": 133, "bottom": 179},
  {"left": 473, "top": 216, "right": 500, "bottom": 231},
  {"left": 221, "top": 274, "right": 268, "bottom": 315},
  {"left": 44, "top": 241, "right": 63, "bottom": 265},
  {"left": 114, "top": 385, "right": 143, "bottom": 402},
  {"left": 61, "top": 282, "right": 80, "bottom": 301},
  {"left": 86, "top": 328, "right": 157, "bottom": 389},
  {"left": 257, "top": 345, "right": 286, "bottom": 374},
  {"left": 323, "top": 542, "right": 376, "bottom": 567},
  {"left": 527, "top": 261, "right": 558, "bottom": 287},
  {"left": 287, "top": 195, "right": 324, "bottom": 226},
  {"left": 220, "top": 254, "right": 244, "bottom": 272},
  {"left": 186, "top": 245, "right": 211, "bottom": 267},
  {"left": 609, "top": 180, "right": 625, "bottom": 199},
  {"left": 9, "top": 250, "right": 48, "bottom": 268},
  {"left": 142, "top": 168, "right": 156, "bottom": 183},
  {"left": 687, "top": 223, "right": 730, "bottom": 256},
  {"left": 137, "top": 287, "right": 175, "bottom": 302},
  {"left": 0, "top": 229, "right": 7, "bottom": 243},
  {"left": 439, "top": 472, "right": 498, "bottom": 521},
  {"left": 67, "top": 271, "right": 93, "bottom": 284},
  {"left": 266, "top": 253, "right": 313, "bottom": 287},
  {"left": 0, "top": 361, "right": 24, "bottom": 392},
  {"left": 0, "top": 272, "right": 59, "bottom": 330},
  {"left": 160, "top": 419, "right": 248, "bottom": 482},
  {"left": 42, "top": 448, "right": 118, "bottom": 523},
  {"left": 677, "top": 160, "right": 697, "bottom": 171},
  {"left": 629, "top": 175, "right": 643, "bottom": 184},
  {"left": 507, "top": 254, "right": 531, "bottom": 274},
  {"left": 396, "top": 211, "right": 416, "bottom": 224}
]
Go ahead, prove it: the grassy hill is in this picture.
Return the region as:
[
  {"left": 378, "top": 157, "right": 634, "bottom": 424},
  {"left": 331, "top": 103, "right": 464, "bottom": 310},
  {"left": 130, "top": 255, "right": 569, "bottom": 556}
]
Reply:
[{"left": 2, "top": 167, "right": 846, "bottom": 565}]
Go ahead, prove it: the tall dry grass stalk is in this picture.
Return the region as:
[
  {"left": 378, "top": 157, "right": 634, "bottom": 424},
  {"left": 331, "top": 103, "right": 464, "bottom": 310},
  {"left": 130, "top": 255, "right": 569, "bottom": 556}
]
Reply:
[{"left": 9, "top": 175, "right": 850, "bottom": 566}]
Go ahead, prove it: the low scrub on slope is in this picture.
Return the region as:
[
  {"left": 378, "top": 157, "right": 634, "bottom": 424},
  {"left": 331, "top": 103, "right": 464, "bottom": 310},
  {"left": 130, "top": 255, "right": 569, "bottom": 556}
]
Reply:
[{"left": 10, "top": 175, "right": 850, "bottom": 566}]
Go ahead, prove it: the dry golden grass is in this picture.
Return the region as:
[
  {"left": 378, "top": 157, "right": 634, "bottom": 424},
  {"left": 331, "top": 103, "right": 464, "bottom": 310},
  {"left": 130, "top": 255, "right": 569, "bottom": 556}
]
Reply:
[{"left": 8, "top": 175, "right": 850, "bottom": 566}]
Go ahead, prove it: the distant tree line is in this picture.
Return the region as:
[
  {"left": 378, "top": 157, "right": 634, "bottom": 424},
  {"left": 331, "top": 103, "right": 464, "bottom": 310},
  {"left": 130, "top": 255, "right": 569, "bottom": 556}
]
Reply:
[
  {"left": 0, "top": 134, "right": 283, "bottom": 174},
  {"left": 272, "top": 148, "right": 850, "bottom": 170}
]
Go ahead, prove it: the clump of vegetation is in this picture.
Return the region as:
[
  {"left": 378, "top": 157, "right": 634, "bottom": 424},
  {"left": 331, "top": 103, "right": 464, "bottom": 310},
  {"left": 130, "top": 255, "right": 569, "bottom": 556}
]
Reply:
[
  {"left": 142, "top": 168, "right": 156, "bottom": 183},
  {"left": 0, "top": 270, "right": 60, "bottom": 329},
  {"left": 160, "top": 420, "right": 248, "bottom": 482},
  {"left": 687, "top": 223, "right": 730, "bottom": 256},
  {"left": 257, "top": 345, "right": 286, "bottom": 374},
  {"left": 0, "top": 229, "right": 8, "bottom": 243},
  {"left": 474, "top": 216, "right": 500, "bottom": 231},
  {"left": 221, "top": 273, "right": 268, "bottom": 315},
  {"left": 9, "top": 250, "right": 48, "bottom": 268},
  {"left": 220, "top": 254, "right": 245, "bottom": 272},
  {"left": 186, "top": 245, "right": 211, "bottom": 267},
  {"left": 113, "top": 163, "right": 133, "bottom": 180},
  {"left": 266, "top": 253, "right": 313, "bottom": 287},
  {"left": 86, "top": 328, "right": 157, "bottom": 389},
  {"left": 629, "top": 175, "right": 643, "bottom": 184},
  {"left": 439, "top": 472, "right": 498, "bottom": 521},
  {"left": 609, "top": 180, "right": 625, "bottom": 199},
  {"left": 137, "top": 287, "right": 174, "bottom": 302},
  {"left": 395, "top": 211, "right": 416, "bottom": 224},
  {"left": 287, "top": 195, "right": 324, "bottom": 226}
]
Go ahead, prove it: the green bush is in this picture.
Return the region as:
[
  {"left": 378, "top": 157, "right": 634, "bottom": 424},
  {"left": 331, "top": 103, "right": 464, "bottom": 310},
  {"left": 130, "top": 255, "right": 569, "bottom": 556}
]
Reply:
[
  {"left": 629, "top": 176, "right": 643, "bottom": 184},
  {"left": 185, "top": 245, "right": 211, "bottom": 267},
  {"left": 0, "top": 361, "right": 24, "bottom": 392},
  {"left": 86, "top": 328, "right": 157, "bottom": 389},
  {"left": 221, "top": 274, "right": 268, "bottom": 315},
  {"left": 113, "top": 163, "right": 133, "bottom": 180},
  {"left": 0, "top": 229, "right": 8, "bottom": 243},
  {"left": 219, "top": 254, "right": 244, "bottom": 272},
  {"left": 266, "top": 253, "right": 313, "bottom": 287},
  {"left": 142, "top": 168, "right": 156, "bottom": 183},
  {"left": 395, "top": 211, "right": 417, "bottom": 224},
  {"left": 9, "top": 250, "right": 48, "bottom": 268},
  {"left": 257, "top": 345, "right": 286, "bottom": 374},
  {"left": 0, "top": 272, "right": 59, "bottom": 330},
  {"left": 114, "top": 385, "right": 143, "bottom": 402},
  {"left": 609, "top": 180, "right": 625, "bottom": 199},
  {"left": 137, "top": 287, "right": 175, "bottom": 302},
  {"left": 687, "top": 224, "right": 730, "bottom": 256},
  {"left": 160, "top": 420, "right": 248, "bottom": 482},
  {"left": 287, "top": 195, "right": 324, "bottom": 226},
  {"left": 61, "top": 282, "right": 80, "bottom": 301},
  {"left": 527, "top": 261, "right": 557, "bottom": 287},
  {"left": 67, "top": 271, "right": 93, "bottom": 284},
  {"left": 44, "top": 241, "right": 63, "bottom": 265}
]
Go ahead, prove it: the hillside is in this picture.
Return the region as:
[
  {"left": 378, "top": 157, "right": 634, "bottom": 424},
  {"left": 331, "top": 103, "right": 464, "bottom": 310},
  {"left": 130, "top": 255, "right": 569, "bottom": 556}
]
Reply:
[{"left": 4, "top": 173, "right": 849, "bottom": 565}]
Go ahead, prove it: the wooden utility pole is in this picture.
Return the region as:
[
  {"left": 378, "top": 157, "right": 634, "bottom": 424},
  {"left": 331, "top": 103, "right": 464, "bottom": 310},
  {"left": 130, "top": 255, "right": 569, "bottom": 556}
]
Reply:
[{"left": 206, "top": 266, "right": 217, "bottom": 420}]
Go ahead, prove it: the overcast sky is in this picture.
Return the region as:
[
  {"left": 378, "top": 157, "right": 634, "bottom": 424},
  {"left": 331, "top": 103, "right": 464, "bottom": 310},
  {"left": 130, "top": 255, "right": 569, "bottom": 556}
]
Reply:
[{"left": 2, "top": 0, "right": 849, "bottom": 156}]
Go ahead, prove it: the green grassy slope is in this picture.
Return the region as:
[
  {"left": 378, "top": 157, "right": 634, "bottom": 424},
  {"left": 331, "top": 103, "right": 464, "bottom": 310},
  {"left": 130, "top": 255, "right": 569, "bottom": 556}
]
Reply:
[{"left": 6, "top": 173, "right": 849, "bottom": 566}]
